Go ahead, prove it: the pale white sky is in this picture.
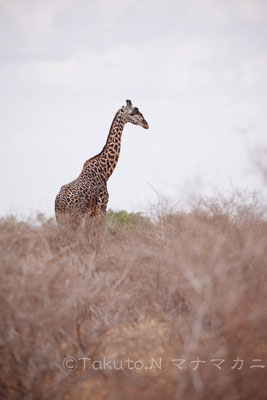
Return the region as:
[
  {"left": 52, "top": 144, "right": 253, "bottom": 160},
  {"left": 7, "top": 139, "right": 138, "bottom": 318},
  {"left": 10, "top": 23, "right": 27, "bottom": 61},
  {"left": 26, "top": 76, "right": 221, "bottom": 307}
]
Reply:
[{"left": 0, "top": 0, "right": 267, "bottom": 217}]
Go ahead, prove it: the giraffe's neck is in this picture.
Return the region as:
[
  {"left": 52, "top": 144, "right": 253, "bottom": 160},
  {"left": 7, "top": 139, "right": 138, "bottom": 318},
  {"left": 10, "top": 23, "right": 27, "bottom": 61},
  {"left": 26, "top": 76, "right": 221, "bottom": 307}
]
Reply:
[{"left": 99, "top": 110, "right": 126, "bottom": 181}]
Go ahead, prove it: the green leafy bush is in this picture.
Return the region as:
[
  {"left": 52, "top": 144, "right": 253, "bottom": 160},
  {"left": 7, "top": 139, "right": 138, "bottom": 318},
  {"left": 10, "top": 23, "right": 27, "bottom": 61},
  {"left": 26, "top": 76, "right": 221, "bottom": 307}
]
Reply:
[{"left": 104, "top": 209, "right": 149, "bottom": 233}]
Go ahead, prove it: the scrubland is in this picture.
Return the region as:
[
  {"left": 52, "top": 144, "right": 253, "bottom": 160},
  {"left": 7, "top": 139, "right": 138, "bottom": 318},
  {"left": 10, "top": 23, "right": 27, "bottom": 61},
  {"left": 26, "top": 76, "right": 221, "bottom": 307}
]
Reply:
[{"left": 0, "top": 192, "right": 267, "bottom": 399}]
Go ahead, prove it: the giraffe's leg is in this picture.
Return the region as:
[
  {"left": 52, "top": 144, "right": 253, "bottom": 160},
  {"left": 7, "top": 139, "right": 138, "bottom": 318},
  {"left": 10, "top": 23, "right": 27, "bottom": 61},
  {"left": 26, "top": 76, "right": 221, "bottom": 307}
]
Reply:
[
  {"left": 93, "top": 187, "right": 108, "bottom": 250},
  {"left": 93, "top": 206, "right": 106, "bottom": 252},
  {"left": 78, "top": 209, "right": 102, "bottom": 253},
  {"left": 80, "top": 188, "right": 108, "bottom": 249}
]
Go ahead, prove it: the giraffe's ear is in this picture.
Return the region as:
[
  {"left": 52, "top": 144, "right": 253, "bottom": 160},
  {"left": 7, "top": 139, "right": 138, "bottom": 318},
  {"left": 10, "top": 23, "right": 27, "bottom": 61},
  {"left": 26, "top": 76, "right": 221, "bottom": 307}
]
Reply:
[{"left": 126, "top": 99, "right": 132, "bottom": 107}]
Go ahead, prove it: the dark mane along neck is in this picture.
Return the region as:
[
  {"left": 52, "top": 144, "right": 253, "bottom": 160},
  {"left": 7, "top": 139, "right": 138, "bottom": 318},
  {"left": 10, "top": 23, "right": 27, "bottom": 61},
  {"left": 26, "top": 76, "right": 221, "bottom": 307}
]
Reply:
[
  {"left": 101, "top": 110, "right": 123, "bottom": 152},
  {"left": 82, "top": 110, "right": 123, "bottom": 166},
  {"left": 99, "top": 109, "right": 125, "bottom": 180},
  {"left": 81, "top": 109, "right": 126, "bottom": 180}
]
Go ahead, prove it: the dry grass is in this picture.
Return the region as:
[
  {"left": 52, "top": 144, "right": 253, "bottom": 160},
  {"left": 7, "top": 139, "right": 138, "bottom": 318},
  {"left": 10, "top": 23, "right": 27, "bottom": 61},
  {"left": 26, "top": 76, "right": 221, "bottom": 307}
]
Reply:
[{"left": 0, "top": 192, "right": 267, "bottom": 400}]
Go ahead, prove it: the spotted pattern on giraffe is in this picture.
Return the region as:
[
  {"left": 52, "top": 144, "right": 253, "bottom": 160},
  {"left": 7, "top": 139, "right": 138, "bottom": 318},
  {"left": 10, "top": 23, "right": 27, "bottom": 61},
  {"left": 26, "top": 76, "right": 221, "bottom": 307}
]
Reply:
[{"left": 55, "top": 100, "right": 149, "bottom": 230}]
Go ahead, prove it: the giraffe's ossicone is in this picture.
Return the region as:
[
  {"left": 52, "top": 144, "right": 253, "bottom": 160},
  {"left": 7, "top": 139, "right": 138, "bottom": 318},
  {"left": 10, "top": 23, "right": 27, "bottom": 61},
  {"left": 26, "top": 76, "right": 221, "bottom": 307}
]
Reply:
[{"left": 55, "top": 99, "right": 149, "bottom": 230}]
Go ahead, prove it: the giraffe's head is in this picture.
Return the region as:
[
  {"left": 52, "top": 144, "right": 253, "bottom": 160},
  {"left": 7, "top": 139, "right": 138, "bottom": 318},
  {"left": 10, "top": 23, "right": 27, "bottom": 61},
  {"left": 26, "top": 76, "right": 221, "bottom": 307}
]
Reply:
[{"left": 121, "top": 99, "right": 149, "bottom": 129}]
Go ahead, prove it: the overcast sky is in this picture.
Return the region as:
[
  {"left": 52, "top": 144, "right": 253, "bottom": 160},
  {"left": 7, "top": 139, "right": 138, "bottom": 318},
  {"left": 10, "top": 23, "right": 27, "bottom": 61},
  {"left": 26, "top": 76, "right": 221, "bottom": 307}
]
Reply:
[{"left": 0, "top": 0, "right": 267, "bottom": 218}]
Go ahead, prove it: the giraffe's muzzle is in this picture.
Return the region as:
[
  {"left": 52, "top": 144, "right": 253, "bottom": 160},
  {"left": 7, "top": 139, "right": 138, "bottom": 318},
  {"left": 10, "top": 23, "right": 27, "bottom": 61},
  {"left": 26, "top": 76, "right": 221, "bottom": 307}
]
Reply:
[{"left": 142, "top": 120, "right": 149, "bottom": 129}]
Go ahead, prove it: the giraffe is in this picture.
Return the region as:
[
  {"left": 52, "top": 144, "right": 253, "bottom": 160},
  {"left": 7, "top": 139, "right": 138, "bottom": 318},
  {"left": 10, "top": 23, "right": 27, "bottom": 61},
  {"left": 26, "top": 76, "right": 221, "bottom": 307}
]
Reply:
[{"left": 55, "top": 99, "right": 149, "bottom": 231}]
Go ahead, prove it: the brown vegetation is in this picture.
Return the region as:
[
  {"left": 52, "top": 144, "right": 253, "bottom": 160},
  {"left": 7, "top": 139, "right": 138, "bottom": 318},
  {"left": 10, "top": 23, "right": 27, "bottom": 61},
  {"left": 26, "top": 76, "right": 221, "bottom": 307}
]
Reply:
[{"left": 0, "top": 192, "right": 267, "bottom": 399}]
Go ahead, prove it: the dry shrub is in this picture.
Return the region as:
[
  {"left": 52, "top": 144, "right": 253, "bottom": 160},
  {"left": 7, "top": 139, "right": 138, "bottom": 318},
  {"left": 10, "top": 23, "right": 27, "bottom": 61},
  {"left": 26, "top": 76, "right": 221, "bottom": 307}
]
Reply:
[{"left": 0, "top": 192, "right": 267, "bottom": 400}]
